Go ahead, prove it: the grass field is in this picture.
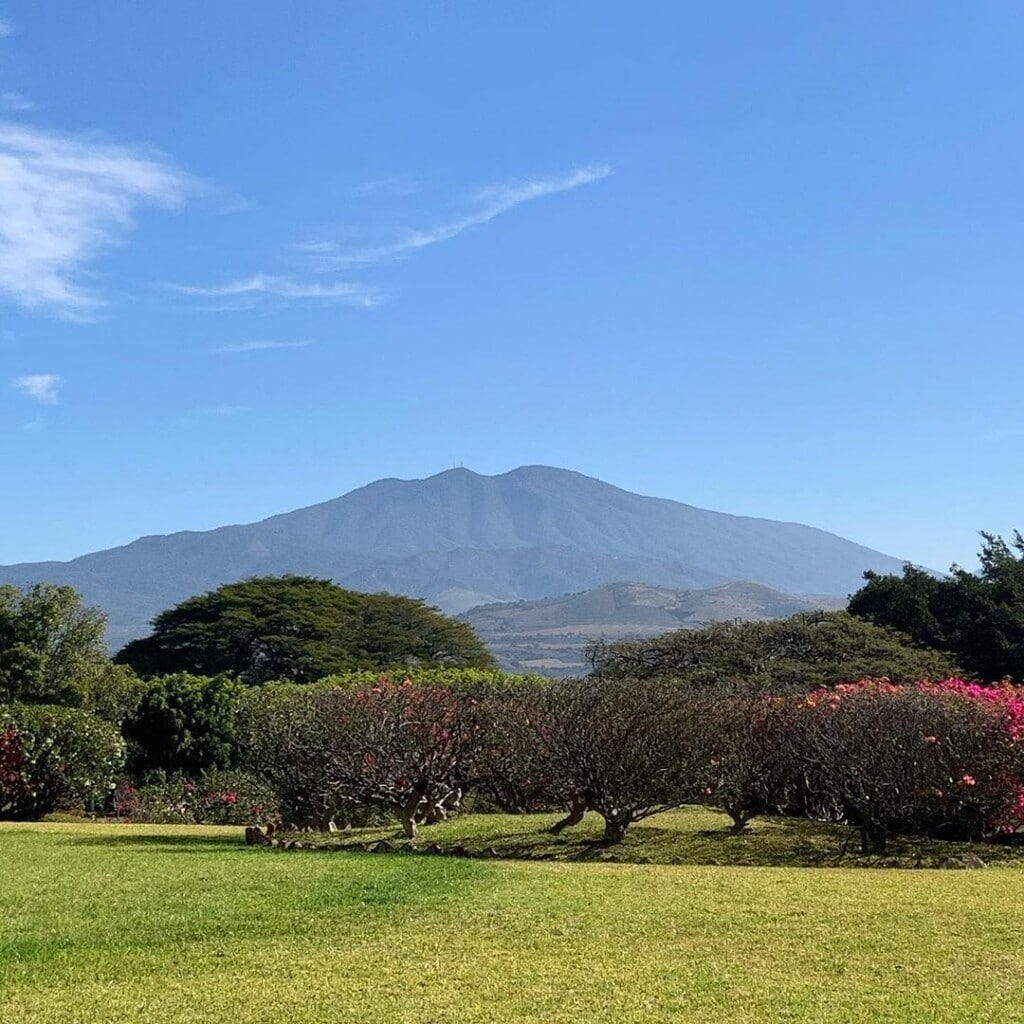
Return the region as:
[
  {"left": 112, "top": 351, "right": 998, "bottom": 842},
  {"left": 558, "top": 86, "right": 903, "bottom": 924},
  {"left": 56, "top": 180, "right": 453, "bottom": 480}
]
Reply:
[{"left": 4, "top": 810, "right": 1024, "bottom": 1023}]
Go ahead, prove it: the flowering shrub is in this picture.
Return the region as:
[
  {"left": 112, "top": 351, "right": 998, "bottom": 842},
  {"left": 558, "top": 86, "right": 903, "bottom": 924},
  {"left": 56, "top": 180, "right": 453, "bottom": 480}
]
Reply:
[
  {"left": 315, "top": 678, "right": 480, "bottom": 837},
  {"left": 110, "top": 770, "right": 277, "bottom": 825},
  {"left": 702, "top": 694, "right": 803, "bottom": 833},
  {"left": 0, "top": 704, "right": 124, "bottom": 820},
  {"left": 0, "top": 727, "right": 28, "bottom": 817},
  {"left": 797, "top": 679, "right": 1024, "bottom": 851},
  {"left": 537, "top": 676, "right": 714, "bottom": 844}
]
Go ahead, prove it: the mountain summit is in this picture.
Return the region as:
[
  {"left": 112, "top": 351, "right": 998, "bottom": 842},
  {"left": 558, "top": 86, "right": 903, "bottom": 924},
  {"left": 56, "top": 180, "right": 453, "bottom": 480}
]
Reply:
[{"left": 0, "top": 466, "right": 905, "bottom": 649}]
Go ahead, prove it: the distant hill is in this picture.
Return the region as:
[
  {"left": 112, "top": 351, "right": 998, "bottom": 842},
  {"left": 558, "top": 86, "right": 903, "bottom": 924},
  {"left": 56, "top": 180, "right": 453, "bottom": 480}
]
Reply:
[
  {"left": 0, "top": 465, "right": 906, "bottom": 650},
  {"left": 460, "top": 580, "right": 847, "bottom": 676}
]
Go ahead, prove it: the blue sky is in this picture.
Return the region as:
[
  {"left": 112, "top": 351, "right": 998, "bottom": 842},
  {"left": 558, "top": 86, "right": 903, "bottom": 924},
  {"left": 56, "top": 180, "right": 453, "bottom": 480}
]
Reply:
[{"left": 1, "top": 3, "right": 1022, "bottom": 572}]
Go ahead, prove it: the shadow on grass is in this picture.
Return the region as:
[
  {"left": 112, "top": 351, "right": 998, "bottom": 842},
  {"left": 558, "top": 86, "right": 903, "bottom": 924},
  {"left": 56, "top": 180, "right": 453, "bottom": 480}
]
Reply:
[
  {"left": 69, "top": 832, "right": 244, "bottom": 853},
  {"left": 277, "top": 808, "right": 1024, "bottom": 870}
]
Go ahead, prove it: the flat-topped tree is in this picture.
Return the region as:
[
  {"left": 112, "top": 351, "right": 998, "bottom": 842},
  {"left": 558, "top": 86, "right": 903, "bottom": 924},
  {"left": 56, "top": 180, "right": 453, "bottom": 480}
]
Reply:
[{"left": 116, "top": 575, "right": 495, "bottom": 684}]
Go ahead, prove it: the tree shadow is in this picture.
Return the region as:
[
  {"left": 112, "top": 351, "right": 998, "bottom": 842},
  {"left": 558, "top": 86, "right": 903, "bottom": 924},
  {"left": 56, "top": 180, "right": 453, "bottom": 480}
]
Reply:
[{"left": 69, "top": 832, "right": 244, "bottom": 853}]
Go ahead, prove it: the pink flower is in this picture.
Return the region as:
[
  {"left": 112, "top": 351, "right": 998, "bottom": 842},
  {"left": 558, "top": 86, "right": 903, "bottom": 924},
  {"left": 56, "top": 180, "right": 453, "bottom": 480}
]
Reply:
[{"left": 960, "top": 775, "right": 977, "bottom": 787}]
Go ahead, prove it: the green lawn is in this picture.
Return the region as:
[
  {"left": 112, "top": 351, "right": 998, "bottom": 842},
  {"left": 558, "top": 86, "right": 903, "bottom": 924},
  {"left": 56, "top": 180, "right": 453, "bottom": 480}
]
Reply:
[{"left": 3, "top": 811, "right": 1024, "bottom": 1023}]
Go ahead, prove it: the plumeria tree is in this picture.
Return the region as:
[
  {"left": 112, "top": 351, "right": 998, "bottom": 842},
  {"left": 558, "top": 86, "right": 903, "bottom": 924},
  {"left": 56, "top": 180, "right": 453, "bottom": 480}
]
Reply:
[
  {"left": 318, "top": 679, "right": 481, "bottom": 838},
  {"left": 799, "top": 681, "right": 1024, "bottom": 852},
  {"left": 703, "top": 692, "right": 803, "bottom": 833},
  {"left": 538, "top": 676, "right": 712, "bottom": 845}
]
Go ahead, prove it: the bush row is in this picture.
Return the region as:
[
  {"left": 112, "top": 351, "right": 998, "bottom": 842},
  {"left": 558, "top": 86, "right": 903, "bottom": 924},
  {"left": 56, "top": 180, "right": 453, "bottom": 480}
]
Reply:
[{"left": 238, "top": 676, "right": 1024, "bottom": 851}]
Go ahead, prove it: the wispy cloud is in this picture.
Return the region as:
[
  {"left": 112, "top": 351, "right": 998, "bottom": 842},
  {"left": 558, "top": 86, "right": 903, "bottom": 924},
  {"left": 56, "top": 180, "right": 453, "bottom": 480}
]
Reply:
[
  {"left": 212, "top": 339, "right": 313, "bottom": 354},
  {"left": 306, "top": 164, "right": 612, "bottom": 266},
  {"left": 170, "top": 272, "right": 376, "bottom": 307},
  {"left": 0, "top": 122, "right": 193, "bottom": 317},
  {"left": 0, "top": 92, "right": 34, "bottom": 112},
  {"left": 0, "top": 18, "right": 12, "bottom": 39},
  {"left": 12, "top": 373, "right": 60, "bottom": 404}
]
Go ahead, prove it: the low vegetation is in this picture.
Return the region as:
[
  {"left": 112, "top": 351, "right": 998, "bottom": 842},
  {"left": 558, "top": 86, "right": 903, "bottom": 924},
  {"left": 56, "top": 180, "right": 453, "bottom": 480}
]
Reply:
[{"left": 4, "top": 815, "right": 1024, "bottom": 1024}]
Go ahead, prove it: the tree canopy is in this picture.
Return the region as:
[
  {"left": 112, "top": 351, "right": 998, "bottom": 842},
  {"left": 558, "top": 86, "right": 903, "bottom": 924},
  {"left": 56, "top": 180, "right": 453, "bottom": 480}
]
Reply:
[
  {"left": 587, "top": 610, "right": 958, "bottom": 690},
  {"left": 849, "top": 531, "right": 1024, "bottom": 682},
  {"left": 0, "top": 582, "right": 131, "bottom": 709},
  {"left": 116, "top": 575, "right": 496, "bottom": 684}
]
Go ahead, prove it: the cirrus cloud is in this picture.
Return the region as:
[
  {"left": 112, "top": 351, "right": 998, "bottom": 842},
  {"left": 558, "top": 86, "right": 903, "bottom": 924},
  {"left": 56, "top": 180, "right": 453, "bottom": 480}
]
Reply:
[{"left": 0, "top": 122, "right": 194, "bottom": 317}]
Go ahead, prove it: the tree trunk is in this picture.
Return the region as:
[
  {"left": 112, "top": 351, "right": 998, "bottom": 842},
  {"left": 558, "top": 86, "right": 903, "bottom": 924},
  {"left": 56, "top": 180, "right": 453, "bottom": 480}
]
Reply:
[
  {"left": 724, "top": 802, "right": 752, "bottom": 835},
  {"left": 860, "top": 822, "right": 887, "bottom": 854},
  {"left": 549, "top": 793, "right": 589, "bottom": 834},
  {"left": 400, "top": 791, "right": 423, "bottom": 839},
  {"left": 601, "top": 815, "right": 629, "bottom": 845}
]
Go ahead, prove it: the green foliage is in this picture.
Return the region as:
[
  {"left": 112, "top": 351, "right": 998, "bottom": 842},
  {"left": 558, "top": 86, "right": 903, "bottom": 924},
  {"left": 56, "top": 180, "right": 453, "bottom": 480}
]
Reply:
[
  {"left": 0, "top": 704, "right": 124, "bottom": 820},
  {"left": 850, "top": 531, "right": 1024, "bottom": 681},
  {"left": 316, "top": 666, "right": 551, "bottom": 695},
  {"left": 0, "top": 583, "right": 114, "bottom": 707},
  {"left": 587, "top": 611, "right": 957, "bottom": 690},
  {"left": 123, "top": 673, "right": 244, "bottom": 777},
  {"left": 116, "top": 575, "right": 496, "bottom": 683}
]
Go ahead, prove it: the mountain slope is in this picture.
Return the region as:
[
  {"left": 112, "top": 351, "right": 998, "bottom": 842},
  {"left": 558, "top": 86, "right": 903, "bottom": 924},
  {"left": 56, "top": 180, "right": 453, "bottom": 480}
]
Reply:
[{"left": 0, "top": 466, "right": 905, "bottom": 649}]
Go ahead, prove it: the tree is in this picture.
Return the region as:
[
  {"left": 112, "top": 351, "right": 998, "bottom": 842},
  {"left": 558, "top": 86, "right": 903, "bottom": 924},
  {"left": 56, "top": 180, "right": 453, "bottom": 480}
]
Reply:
[
  {"left": 0, "top": 583, "right": 118, "bottom": 707},
  {"left": 798, "top": 683, "right": 1022, "bottom": 853},
  {"left": 116, "top": 576, "right": 495, "bottom": 684},
  {"left": 587, "top": 611, "right": 957, "bottom": 691},
  {"left": 538, "top": 676, "right": 711, "bottom": 844},
  {"left": 849, "top": 532, "right": 1024, "bottom": 682},
  {"left": 123, "top": 673, "right": 244, "bottom": 778}
]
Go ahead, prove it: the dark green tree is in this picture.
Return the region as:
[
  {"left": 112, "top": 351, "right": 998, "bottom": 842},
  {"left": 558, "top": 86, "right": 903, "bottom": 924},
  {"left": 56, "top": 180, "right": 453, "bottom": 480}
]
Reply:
[
  {"left": 116, "top": 576, "right": 495, "bottom": 683},
  {"left": 849, "top": 532, "right": 1024, "bottom": 682},
  {"left": 587, "top": 611, "right": 957, "bottom": 690},
  {"left": 123, "top": 673, "right": 243, "bottom": 777}
]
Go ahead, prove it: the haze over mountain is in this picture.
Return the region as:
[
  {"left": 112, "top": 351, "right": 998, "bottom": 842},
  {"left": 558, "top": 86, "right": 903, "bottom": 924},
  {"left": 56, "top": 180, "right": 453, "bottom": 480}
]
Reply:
[{"left": 0, "top": 466, "right": 907, "bottom": 650}]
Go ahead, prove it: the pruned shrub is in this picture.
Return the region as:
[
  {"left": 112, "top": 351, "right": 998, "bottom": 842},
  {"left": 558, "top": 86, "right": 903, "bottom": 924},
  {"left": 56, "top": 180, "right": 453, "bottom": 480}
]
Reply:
[
  {"left": 0, "top": 704, "right": 124, "bottom": 820},
  {"left": 702, "top": 692, "right": 803, "bottom": 833},
  {"left": 236, "top": 683, "right": 341, "bottom": 829},
  {"left": 798, "top": 681, "right": 1024, "bottom": 852},
  {"left": 123, "top": 673, "right": 244, "bottom": 778},
  {"left": 538, "top": 677, "right": 713, "bottom": 844},
  {"left": 314, "top": 679, "right": 481, "bottom": 837}
]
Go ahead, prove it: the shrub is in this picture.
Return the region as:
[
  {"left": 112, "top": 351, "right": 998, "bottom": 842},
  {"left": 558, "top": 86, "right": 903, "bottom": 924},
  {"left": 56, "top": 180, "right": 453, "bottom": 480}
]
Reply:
[
  {"left": 111, "top": 769, "right": 278, "bottom": 825},
  {"left": 702, "top": 692, "right": 803, "bottom": 833},
  {"left": 473, "top": 681, "right": 562, "bottom": 813},
  {"left": 313, "top": 679, "right": 481, "bottom": 837},
  {"left": 798, "top": 681, "right": 1024, "bottom": 852},
  {"left": 236, "top": 682, "right": 344, "bottom": 829},
  {"left": 123, "top": 673, "right": 244, "bottom": 777},
  {"left": 538, "top": 676, "right": 713, "bottom": 844},
  {"left": 0, "top": 704, "right": 124, "bottom": 820}
]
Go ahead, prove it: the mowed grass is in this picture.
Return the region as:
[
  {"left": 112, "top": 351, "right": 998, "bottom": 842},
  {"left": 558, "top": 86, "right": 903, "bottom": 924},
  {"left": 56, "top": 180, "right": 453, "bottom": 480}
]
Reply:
[{"left": 3, "top": 812, "right": 1024, "bottom": 1023}]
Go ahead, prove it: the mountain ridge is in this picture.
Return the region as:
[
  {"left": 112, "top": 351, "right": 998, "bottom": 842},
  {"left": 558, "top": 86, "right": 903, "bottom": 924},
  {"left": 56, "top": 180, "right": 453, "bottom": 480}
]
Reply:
[{"left": 0, "top": 465, "right": 906, "bottom": 650}]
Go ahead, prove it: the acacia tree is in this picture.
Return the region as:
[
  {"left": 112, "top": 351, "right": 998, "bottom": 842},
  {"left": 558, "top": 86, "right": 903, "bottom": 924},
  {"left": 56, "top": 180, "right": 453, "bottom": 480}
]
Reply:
[
  {"left": 117, "top": 576, "right": 495, "bottom": 683},
  {"left": 587, "top": 612, "right": 957, "bottom": 691},
  {"left": 539, "top": 676, "right": 711, "bottom": 845}
]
